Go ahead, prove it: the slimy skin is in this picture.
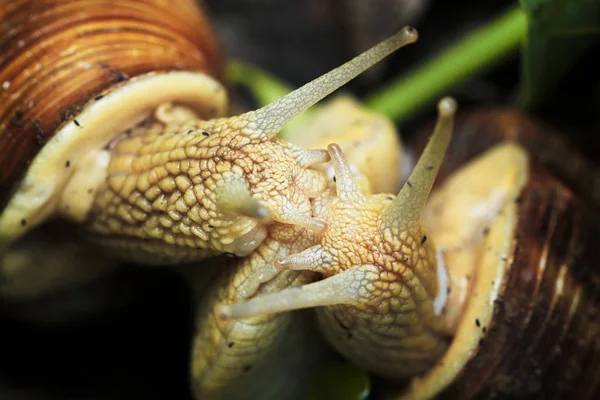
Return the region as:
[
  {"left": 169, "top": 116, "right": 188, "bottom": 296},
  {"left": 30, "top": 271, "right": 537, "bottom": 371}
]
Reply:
[
  {"left": 189, "top": 92, "right": 408, "bottom": 397},
  {"left": 190, "top": 224, "right": 323, "bottom": 399},
  {"left": 83, "top": 28, "right": 418, "bottom": 265},
  {"left": 219, "top": 98, "right": 457, "bottom": 379},
  {"left": 87, "top": 111, "right": 328, "bottom": 264}
]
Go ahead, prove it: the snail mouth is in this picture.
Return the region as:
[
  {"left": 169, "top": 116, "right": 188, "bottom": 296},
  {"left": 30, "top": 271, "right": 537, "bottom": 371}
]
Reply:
[
  {"left": 403, "top": 141, "right": 529, "bottom": 399},
  {"left": 227, "top": 224, "right": 268, "bottom": 257}
]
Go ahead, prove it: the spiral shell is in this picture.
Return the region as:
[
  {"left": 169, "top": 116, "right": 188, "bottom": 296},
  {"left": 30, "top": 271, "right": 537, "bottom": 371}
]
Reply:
[
  {"left": 402, "top": 109, "right": 600, "bottom": 399},
  {"left": 0, "top": 0, "right": 224, "bottom": 213}
]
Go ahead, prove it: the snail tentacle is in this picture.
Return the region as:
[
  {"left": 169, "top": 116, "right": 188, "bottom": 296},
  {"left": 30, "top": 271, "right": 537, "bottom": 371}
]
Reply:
[
  {"left": 274, "top": 197, "right": 327, "bottom": 232},
  {"left": 290, "top": 147, "right": 331, "bottom": 168},
  {"left": 382, "top": 97, "right": 456, "bottom": 231},
  {"left": 218, "top": 265, "right": 376, "bottom": 320},
  {"left": 328, "top": 144, "right": 365, "bottom": 202},
  {"left": 239, "top": 27, "right": 418, "bottom": 140},
  {"left": 275, "top": 244, "right": 334, "bottom": 273},
  {"left": 214, "top": 174, "right": 271, "bottom": 220}
]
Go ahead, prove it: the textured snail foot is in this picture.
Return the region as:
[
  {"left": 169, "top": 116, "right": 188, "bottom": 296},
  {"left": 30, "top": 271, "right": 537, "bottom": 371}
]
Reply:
[
  {"left": 190, "top": 226, "right": 321, "bottom": 400},
  {"left": 219, "top": 99, "right": 457, "bottom": 379}
]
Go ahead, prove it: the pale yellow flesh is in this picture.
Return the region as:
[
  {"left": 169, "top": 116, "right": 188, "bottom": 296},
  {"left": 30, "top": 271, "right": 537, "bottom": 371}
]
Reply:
[
  {"left": 85, "top": 114, "right": 329, "bottom": 264},
  {"left": 190, "top": 224, "right": 322, "bottom": 400},
  {"left": 284, "top": 95, "right": 403, "bottom": 194}
]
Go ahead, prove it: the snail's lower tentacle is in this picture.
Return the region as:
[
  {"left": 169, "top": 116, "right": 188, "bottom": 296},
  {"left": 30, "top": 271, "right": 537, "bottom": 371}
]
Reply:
[
  {"left": 217, "top": 265, "right": 376, "bottom": 320},
  {"left": 214, "top": 175, "right": 271, "bottom": 221},
  {"left": 269, "top": 197, "right": 327, "bottom": 232},
  {"left": 190, "top": 227, "right": 322, "bottom": 400},
  {"left": 275, "top": 244, "right": 333, "bottom": 273}
]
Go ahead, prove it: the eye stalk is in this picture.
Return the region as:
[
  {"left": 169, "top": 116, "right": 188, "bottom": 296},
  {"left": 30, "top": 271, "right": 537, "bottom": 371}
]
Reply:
[
  {"left": 382, "top": 97, "right": 456, "bottom": 230},
  {"left": 237, "top": 26, "right": 418, "bottom": 139}
]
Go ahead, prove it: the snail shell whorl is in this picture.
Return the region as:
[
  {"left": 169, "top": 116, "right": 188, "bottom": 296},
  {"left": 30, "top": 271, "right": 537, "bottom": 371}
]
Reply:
[
  {"left": 0, "top": 0, "right": 224, "bottom": 213},
  {"left": 405, "top": 109, "right": 600, "bottom": 399}
]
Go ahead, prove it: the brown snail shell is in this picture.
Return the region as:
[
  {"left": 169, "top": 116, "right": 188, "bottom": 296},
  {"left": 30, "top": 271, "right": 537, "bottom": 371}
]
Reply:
[
  {"left": 0, "top": 0, "right": 227, "bottom": 336},
  {"left": 398, "top": 108, "right": 600, "bottom": 399},
  {"left": 0, "top": 0, "right": 225, "bottom": 221}
]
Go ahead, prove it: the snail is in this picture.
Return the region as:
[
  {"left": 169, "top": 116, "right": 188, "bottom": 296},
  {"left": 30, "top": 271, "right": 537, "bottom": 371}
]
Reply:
[
  {"left": 220, "top": 107, "right": 600, "bottom": 399},
  {"left": 0, "top": 0, "right": 414, "bottom": 398},
  {"left": 0, "top": 0, "right": 416, "bottom": 266}
]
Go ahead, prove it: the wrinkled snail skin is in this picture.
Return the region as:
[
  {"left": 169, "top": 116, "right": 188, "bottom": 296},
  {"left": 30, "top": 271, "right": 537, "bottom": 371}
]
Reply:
[
  {"left": 84, "top": 112, "right": 330, "bottom": 264},
  {"left": 219, "top": 98, "right": 459, "bottom": 379},
  {"left": 190, "top": 226, "right": 326, "bottom": 400}
]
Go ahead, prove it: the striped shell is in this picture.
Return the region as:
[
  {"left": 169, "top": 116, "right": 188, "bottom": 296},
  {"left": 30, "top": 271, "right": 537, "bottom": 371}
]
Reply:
[
  {"left": 402, "top": 109, "right": 600, "bottom": 399},
  {"left": 0, "top": 0, "right": 224, "bottom": 213}
]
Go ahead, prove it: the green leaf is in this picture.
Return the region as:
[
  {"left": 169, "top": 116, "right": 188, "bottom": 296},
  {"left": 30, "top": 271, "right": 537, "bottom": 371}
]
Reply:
[
  {"left": 306, "top": 361, "right": 371, "bottom": 400},
  {"left": 519, "top": 0, "right": 600, "bottom": 108}
]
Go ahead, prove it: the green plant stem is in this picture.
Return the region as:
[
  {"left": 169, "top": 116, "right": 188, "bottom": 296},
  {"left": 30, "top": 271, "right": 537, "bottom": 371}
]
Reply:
[
  {"left": 227, "top": 61, "right": 294, "bottom": 107},
  {"left": 364, "top": 5, "right": 527, "bottom": 122},
  {"left": 227, "top": 5, "right": 527, "bottom": 126},
  {"left": 227, "top": 61, "right": 314, "bottom": 135}
]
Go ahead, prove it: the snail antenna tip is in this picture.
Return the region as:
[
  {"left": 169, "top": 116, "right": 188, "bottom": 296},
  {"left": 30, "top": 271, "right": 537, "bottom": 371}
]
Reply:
[
  {"left": 242, "top": 26, "right": 418, "bottom": 140},
  {"left": 382, "top": 96, "right": 457, "bottom": 231}
]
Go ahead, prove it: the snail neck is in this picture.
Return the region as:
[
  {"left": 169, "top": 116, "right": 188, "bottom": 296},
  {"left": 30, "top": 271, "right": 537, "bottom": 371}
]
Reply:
[
  {"left": 316, "top": 219, "right": 451, "bottom": 378},
  {"left": 80, "top": 105, "right": 329, "bottom": 264}
]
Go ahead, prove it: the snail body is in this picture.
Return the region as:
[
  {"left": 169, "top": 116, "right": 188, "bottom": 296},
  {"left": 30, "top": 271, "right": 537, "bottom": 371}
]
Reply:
[
  {"left": 0, "top": 0, "right": 422, "bottom": 397},
  {"left": 223, "top": 107, "right": 600, "bottom": 399}
]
